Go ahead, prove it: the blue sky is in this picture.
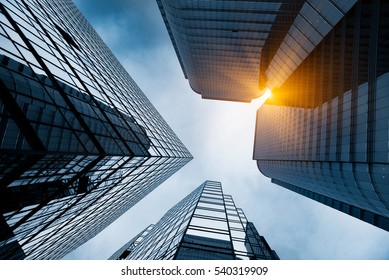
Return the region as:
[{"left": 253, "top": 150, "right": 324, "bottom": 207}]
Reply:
[{"left": 63, "top": 0, "right": 389, "bottom": 260}]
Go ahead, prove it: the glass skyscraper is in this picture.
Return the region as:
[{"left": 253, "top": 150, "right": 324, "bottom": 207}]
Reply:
[
  {"left": 158, "top": 0, "right": 389, "bottom": 231},
  {"left": 254, "top": 0, "right": 389, "bottom": 232},
  {"left": 157, "top": 0, "right": 356, "bottom": 102},
  {"left": 109, "top": 181, "right": 279, "bottom": 260},
  {"left": 0, "top": 0, "right": 192, "bottom": 259}
]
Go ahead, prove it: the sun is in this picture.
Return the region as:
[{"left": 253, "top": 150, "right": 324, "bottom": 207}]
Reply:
[{"left": 250, "top": 88, "right": 272, "bottom": 110}]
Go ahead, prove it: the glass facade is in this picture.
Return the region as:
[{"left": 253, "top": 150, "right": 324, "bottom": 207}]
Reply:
[
  {"left": 254, "top": 1, "right": 389, "bottom": 231},
  {"left": 265, "top": 0, "right": 357, "bottom": 90},
  {"left": 109, "top": 181, "right": 279, "bottom": 260},
  {"left": 0, "top": 0, "right": 192, "bottom": 259},
  {"left": 157, "top": 0, "right": 356, "bottom": 102}
]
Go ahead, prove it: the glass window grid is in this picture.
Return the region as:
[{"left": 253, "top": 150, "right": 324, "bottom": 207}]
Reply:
[
  {"left": 110, "top": 181, "right": 278, "bottom": 260},
  {"left": 0, "top": 0, "right": 192, "bottom": 259}
]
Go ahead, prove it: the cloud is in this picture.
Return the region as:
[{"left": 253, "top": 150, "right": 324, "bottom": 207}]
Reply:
[{"left": 73, "top": 0, "right": 167, "bottom": 56}]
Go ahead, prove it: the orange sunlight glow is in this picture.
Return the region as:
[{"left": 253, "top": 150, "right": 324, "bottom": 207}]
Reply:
[{"left": 251, "top": 88, "right": 272, "bottom": 110}]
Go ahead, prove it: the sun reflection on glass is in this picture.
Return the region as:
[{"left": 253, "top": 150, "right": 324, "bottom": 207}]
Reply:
[{"left": 251, "top": 88, "right": 272, "bottom": 109}]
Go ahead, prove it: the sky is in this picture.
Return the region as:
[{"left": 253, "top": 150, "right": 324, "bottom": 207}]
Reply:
[{"left": 63, "top": 0, "right": 389, "bottom": 260}]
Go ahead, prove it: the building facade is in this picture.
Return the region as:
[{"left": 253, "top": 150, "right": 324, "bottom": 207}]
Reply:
[
  {"left": 110, "top": 181, "right": 279, "bottom": 260},
  {"left": 0, "top": 0, "right": 192, "bottom": 259},
  {"left": 157, "top": 0, "right": 357, "bottom": 102},
  {"left": 254, "top": 0, "right": 389, "bottom": 231},
  {"left": 158, "top": 0, "right": 389, "bottom": 231}
]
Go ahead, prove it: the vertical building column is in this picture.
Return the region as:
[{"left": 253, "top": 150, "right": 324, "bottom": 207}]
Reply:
[
  {"left": 336, "top": 17, "right": 347, "bottom": 162},
  {"left": 349, "top": 0, "right": 361, "bottom": 164},
  {"left": 324, "top": 31, "right": 335, "bottom": 162},
  {"left": 367, "top": 0, "right": 380, "bottom": 163}
]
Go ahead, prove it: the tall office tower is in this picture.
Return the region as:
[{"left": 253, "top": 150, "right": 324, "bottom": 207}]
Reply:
[
  {"left": 158, "top": 0, "right": 389, "bottom": 231},
  {"left": 254, "top": 1, "right": 389, "bottom": 231},
  {"left": 109, "top": 181, "right": 279, "bottom": 260},
  {"left": 0, "top": 0, "right": 192, "bottom": 259},
  {"left": 157, "top": 0, "right": 357, "bottom": 102}
]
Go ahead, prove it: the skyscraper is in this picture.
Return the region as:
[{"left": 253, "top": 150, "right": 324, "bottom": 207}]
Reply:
[
  {"left": 158, "top": 0, "right": 389, "bottom": 231},
  {"left": 0, "top": 0, "right": 192, "bottom": 259},
  {"left": 109, "top": 180, "right": 279, "bottom": 260},
  {"left": 254, "top": 0, "right": 389, "bottom": 231},
  {"left": 157, "top": 0, "right": 357, "bottom": 102}
]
